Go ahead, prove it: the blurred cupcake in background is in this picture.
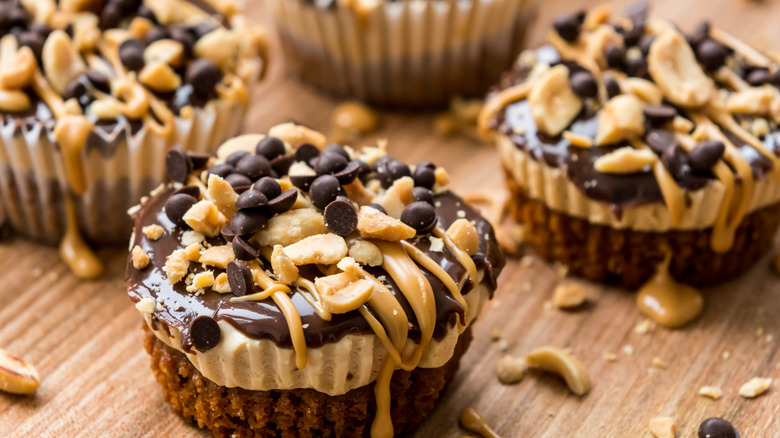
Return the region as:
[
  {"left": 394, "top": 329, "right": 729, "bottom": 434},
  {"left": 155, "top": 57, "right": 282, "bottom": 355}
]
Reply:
[
  {"left": 0, "top": 0, "right": 268, "bottom": 278},
  {"left": 269, "top": 0, "right": 537, "bottom": 107}
]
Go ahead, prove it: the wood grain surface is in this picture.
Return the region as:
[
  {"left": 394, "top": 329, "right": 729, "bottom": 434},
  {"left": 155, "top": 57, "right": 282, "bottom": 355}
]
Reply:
[{"left": 2, "top": 1, "right": 780, "bottom": 437}]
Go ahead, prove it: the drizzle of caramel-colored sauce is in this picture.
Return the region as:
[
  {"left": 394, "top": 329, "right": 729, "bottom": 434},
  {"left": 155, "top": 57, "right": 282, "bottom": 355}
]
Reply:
[
  {"left": 637, "top": 256, "right": 703, "bottom": 328},
  {"left": 59, "top": 198, "right": 103, "bottom": 279},
  {"left": 459, "top": 408, "right": 502, "bottom": 438}
]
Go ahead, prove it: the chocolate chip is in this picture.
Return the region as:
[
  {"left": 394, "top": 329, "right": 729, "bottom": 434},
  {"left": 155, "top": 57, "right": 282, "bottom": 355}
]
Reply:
[
  {"left": 643, "top": 105, "right": 677, "bottom": 125},
  {"left": 100, "top": 2, "right": 123, "bottom": 29},
  {"left": 387, "top": 160, "right": 411, "bottom": 180},
  {"left": 639, "top": 34, "right": 655, "bottom": 57},
  {"left": 230, "top": 210, "right": 268, "bottom": 235},
  {"left": 289, "top": 174, "right": 317, "bottom": 191},
  {"left": 137, "top": 4, "right": 158, "bottom": 23},
  {"left": 689, "top": 140, "right": 725, "bottom": 172},
  {"left": 236, "top": 154, "right": 271, "bottom": 180},
  {"left": 315, "top": 152, "right": 348, "bottom": 175},
  {"left": 271, "top": 155, "right": 293, "bottom": 176},
  {"left": 661, "top": 144, "right": 690, "bottom": 179},
  {"left": 324, "top": 198, "right": 358, "bottom": 236},
  {"left": 256, "top": 136, "right": 286, "bottom": 160},
  {"left": 605, "top": 44, "right": 626, "bottom": 70},
  {"left": 227, "top": 260, "right": 254, "bottom": 297},
  {"left": 225, "top": 173, "right": 252, "bottom": 188},
  {"left": 226, "top": 151, "right": 249, "bottom": 167},
  {"left": 698, "top": 418, "right": 738, "bottom": 438},
  {"left": 688, "top": 21, "right": 711, "bottom": 49},
  {"left": 369, "top": 203, "right": 387, "bottom": 215},
  {"left": 401, "top": 201, "right": 437, "bottom": 235},
  {"left": 185, "top": 59, "right": 222, "bottom": 98},
  {"left": 626, "top": 56, "right": 647, "bottom": 78},
  {"left": 413, "top": 166, "right": 436, "bottom": 189},
  {"left": 174, "top": 185, "right": 200, "bottom": 199},
  {"left": 17, "top": 31, "right": 43, "bottom": 60},
  {"left": 334, "top": 160, "right": 361, "bottom": 185},
  {"left": 268, "top": 189, "right": 298, "bottom": 214},
  {"left": 118, "top": 39, "right": 145, "bottom": 71},
  {"left": 697, "top": 39, "right": 728, "bottom": 71},
  {"left": 85, "top": 70, "right": 110, "bottom": 93},
  {"left": 165, "top": 147, "right": 191, "bottom": 183},
  {"left": 231, "top": 235, "right": 259, "bottom": 261},
  {"left": 236, "top": 189, "right": 268, "bottom": 210},
  {"left": 605, "top": 76, "right": 622, "bottom": 99},
  {"left": 170, "top": 27, "right": 195, "bottom": 57},
  {"left": 190, "top": 316, "right": 221, "bottom": 351},
  {"left": 746, "top": 68, "right": 772, "bottom": 86},
  {"left": 63, "top": 78, "right": 87, "bottom": 101},
  {"left": 164, "top": 193, "right": 197, "bottom": 224},
  {"left": 570, "top": 70, "right": 598, "bottom": 98},
  {"left": 553, "top": 13, "right": 581, "bottom": 42},
  {"left": 220, "top": 223, "right": 239, "bottom": 242},
  {"left": 356, "top": 160, "right": 372, "bottom": 179},
  {"left": 253, "top": 177, "right": 282, "bottom": 199},
  {"left": 208, "top": 163, "right": 235, "bottom": 179},
  {"left": 190, "top": 22, "right": 214, "bottom": 40},
  {"left": 309, "top": 175, "right": 343, "bottom": 209},
  {"left": 294, "top": 143, "right": 320, "bottom": 165},
  {"left": 412, "top": 187, "right": 435, "bottom": 206},
  {"left": 645, "top": 129, "right": 677, "bottom": 154},
  {"left": 145, "top": 26, "right": 169, "bottom": 44},
  {"left": 187, "top": 151, "right": 211, "bottom": 170}
]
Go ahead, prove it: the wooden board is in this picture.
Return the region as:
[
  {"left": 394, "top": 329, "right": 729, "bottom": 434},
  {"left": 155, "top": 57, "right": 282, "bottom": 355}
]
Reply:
[{"left": 1, "top": 1, "right": 780, "bottom": 436}]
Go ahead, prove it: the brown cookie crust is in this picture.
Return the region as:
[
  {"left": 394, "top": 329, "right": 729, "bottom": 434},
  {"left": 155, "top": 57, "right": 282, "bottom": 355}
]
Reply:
[
  {"left": 144, "top": 324, "right": 472, "bottom": 438},
  {"left": 505, "top": 169, "right": 780, "bottom": 289}
]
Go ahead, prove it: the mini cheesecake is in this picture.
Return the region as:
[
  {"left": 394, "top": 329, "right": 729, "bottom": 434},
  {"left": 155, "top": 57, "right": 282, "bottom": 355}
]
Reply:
[
  {"left": 480, "top": 4, "right": 780, "bottom": 290},
  {"left": 126, "top": 123, "right": 505, "bottom": 437}
]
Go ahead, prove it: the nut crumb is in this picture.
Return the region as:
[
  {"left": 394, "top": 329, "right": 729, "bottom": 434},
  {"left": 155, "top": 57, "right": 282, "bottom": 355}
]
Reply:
[
  {"left": 142, "top": 224, "right": 164, "bottom": 240},
  {"left": 699, "top": 386, "right": 723, "bottom": 400},
  {"left": 491, "top": 329, "right": 502, "bottom": 341},
  {"left": 498, "top": 339, "right": 509, "bottom": 352},
  {"left": 722, "top": 351, "right": 731, "bottom": 360},
  {"left": 496, "top": 355, "right": 526, "bottom": 384},
  {"left": 135, "top": 297, "right": 156, "bottom": 313},
  {"left": 739, "top": 377, "right": 772, "bottom": 398},
  {"left": 552, "top": 280, "right": 586, "bottom": 309},
  {"left": 634, "top": 319, "right": 654, "bottom": 335},
  {"left": 132, "top": 245, "right": 150, "bottom": 270},
  {"left": 623, "top": 345, "right": 635, "bottom": 356},
  {"left": 603, "top": 353, "right": 618, "bottom": 362},
  {"left": 648, "top": 417, "right": 676, "bottom": 438},
  {"left": 651, "top": 357, "right": 668, "bottom": 369}
]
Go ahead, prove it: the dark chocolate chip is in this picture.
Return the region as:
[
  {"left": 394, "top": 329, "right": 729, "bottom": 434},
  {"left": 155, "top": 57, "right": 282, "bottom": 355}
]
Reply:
[
  {"left": 230, "top": 210, "right": 268, "bottom": 235},
  {"left": 417, "top": 161, "right": 436, "bottom": 170},
  {"left": 231, "top": 235, "right": 259, "bottom": 261},
  {"left": 268, "top": 189, "right": 298, "bottom": 214},
  {"left": 323, "top": 144, "right": 351, "bottom": 160},
  {"left": 387, "top": 160, "right": 411, "bottom": 180},
  {"left": 85, "top": 70, "right": 110, "bottom": 93},
  {"left": 689, "top": 140, "right": 725, "bottom": 172},
  {"left": 570, "top": 70, "right": 598, "bottom": 98},
  {"left": 145, "top": 26, "right": 169, "bottom": 44},
  {"left": 605, "top": 44, "right": 626, "bottom": 70},
  {"left": 324, "top": 198, "right": 358, "bottom": 236},
  {"left": 225, "top": 173, "right": 252, "bottom": 188},
  {"left": 99, "top": 2, "right": 123, "bottom": 29},
  {"left": 220, "top": 223, "right": 239, "bottom": 242},
  {"left": 746, "top": 68, "right": 772, "bottom": 86},
  {"left": 118, "top": 39, "right": 145, "bottom": 71},
  {"left": 605, "top": 76, "right": 622, "bottom": 99},
  {"left": 17, "top": 31, "right": 43, "bottom": 60},
  {"left": 170, "top": 27, "right": 195, "bottom": 57},
  {"left": 697, "top": 39, "right": 728, "bottom": 71},
  {"left": 173, "top": 185, "right": 200, "bottom": 198},
  {"left": 369, "top": 203, "right": 387, "bottom": 215},
  {"left": 698, "top": 417, "right": 738, "bottom": 438},
  {"left": 185, "top": 59, "right": 222, "bottom": 97},
  {"left": 190, "top": 22, "right": 214, "bottom": 40},
  {"left": 294, "top": 143, "right": 320, "bottom": 165},
  {"left": 289, "top": 173, "right": 317, "bottom": 191},
  {"left": 413, "top": 166, "right": 436, "bottom": 189},
  {"left": 226, "top": 151, "right": 250, "bottom": 167},
  {"left": 315, "top": 152, "right": 348, "bottom": 175},
  {"left": 688, "top": 21, "right": 711, "bottom": 49},
  {"left": 63, "top": 78, "right": 87, "bottom": 101},
  {"left": 639, "top": 34, "right": 655, "bottom": 57},
  {"left": 29, "top": 22, "right": 52, "bottom": 37},
  {"left": 165, "top": 147, "right": 191, "bottom": 183},
  {"left": 137, "top": 4, "right": 158, "bottom": 23},
  {"left": 553, "top": 13, "right": 581, "bottom": 42},
  {"left": 661, "top": 144, "right": 689, "bottom": 179},
  {"left": 227, "top": 260, "right": 254, "bottom": 297},
  {"left": 356, "top": 160, "right": 372, "bottom": 179},
  {"left": 270, "top": 155, "right": 294, "bottom": 176},
  {"left": 645, "top": 129, "right": 678, "bottom": 154},
  {"left": 253, "top": 177, "right": 282, "bottom": 199},
  {"left": 164, "top": 193, "right": 197, "bottom": 224},
  {"left": 412, "top": 187, "right": 435, "bottom": 206},
  {"left": 256, "top": 136, "right": 286, "bottom": 160},
  {"left": 187, "top": 151, "right": 211, "bottom": 170},
  {"left": 236, "top": 189, "right": 268, "bottom": 210},
  {"left": 235, "top": 154, "right": 271, "bottom": 180},
  {"left": 643, "top": 105, "right": 677, "bottom": 125},
  {"left": 190, "top": 316, "right": 221, "bottom": 351},
  {"left": 208, "top": 163, "right": 235, "bottom": 179},
  {"left": 401, "top": 201, "right": 437, "bottom": 234},
  {"left": 626, "top": 56, "right": 647, "bottom": 78},
  {"left": 309, "top": 175, "right": 343, "bottom": 210},
  {"left": 334, "top": 160, "right": 361, "bottom": 185}
]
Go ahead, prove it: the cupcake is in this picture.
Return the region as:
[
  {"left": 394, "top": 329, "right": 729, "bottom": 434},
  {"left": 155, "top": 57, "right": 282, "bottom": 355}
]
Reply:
[
  {"left": 269, "top": 0, "right": 536, "bottom": 107},
  {"left": 0, "top": 0, "right": 267, "bottom": 277},
  {"left": 126, "top": 123, "right": 505, "bottom": 437},
  {"left": 479, "top": 5, "right": 780, "bottom": 290}
]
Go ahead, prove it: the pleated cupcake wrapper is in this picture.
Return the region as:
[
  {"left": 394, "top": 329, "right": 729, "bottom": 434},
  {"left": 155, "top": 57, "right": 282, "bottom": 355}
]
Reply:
[
  {"left": 0, "top": 99, "right": 247, "bottom": 244},
  {"left": 139, "top": 283, "right": 489, "bottom": 396},
  {"left": 270, "top": 0, "right": 536, "bottom": 107},
  {"left": 498, "top": 135, "right": 780, "bottom": 232}
]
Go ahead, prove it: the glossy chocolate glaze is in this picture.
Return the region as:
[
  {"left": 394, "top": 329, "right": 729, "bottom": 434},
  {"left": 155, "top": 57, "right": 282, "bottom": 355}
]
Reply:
[
  {"left": 492, "top": 47, "right": 780, "bottom": 209},
  {"left": 126, "top": 186, "right": 505, "bottom": 351}
]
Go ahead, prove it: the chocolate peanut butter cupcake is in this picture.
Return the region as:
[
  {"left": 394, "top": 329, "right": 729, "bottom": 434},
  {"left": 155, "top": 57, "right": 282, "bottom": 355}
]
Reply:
[
  {"left": 479, "top": 6, "right": 780, "bottom": 299},
  {"left": 269, "top": 0, "right": 536, "bottom": 107},
  {"left": 126, "top": 123, "right": 505, "bottom": 437},
  {"left": 0, "top": 0, "right": 267, "bottom": 278}
]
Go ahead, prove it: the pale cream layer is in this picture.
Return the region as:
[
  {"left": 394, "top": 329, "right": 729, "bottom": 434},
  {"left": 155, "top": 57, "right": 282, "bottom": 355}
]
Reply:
[
  {"left": 498, "top": 134, "right": 780, "bottom": 232},
  {"left": 269, "top": 0, "right": 531, "bottom": 65},
  {"left": 139, "top": 280, "right": 490, "bottom": 396}
]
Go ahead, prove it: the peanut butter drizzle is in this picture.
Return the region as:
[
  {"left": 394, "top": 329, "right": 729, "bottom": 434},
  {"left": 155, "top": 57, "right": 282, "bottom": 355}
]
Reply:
[
  {"left": 637, "top": 255, "right": 703, "bottom": 327},
  {"left": 60, "top": 197, "right": 103, "bottom": 279},
  {"left": 630, "top": 139, "right": 686, "bottom": 226},
  {"left": 710, "top": 28, "right": 771, "bottom": 68},
  {"left": 459, "top": 408, "right": 502, "bottom": 438},
  {"left": 478, "top": 82, "right": 533, "bottom": 137}
]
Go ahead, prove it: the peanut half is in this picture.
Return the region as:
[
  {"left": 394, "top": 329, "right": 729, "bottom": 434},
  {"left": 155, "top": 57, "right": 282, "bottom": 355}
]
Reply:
[
  {"left": 528, "top": 64, "right": 583, "bottom": 137},
  {"left": 0, "top": 348, "right": 40, "bottom": 395},
  {"left": 524, "top": 346, "right": 592, "bottom": 396}
]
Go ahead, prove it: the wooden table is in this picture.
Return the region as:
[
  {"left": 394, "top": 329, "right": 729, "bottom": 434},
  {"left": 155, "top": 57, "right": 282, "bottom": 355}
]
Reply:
[{"left": 2, "top": 1, "right": 780, "bottom": 436}]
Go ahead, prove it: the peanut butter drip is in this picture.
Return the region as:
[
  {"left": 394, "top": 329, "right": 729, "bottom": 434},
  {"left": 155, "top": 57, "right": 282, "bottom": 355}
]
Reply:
[
  {"left": 60, "top": 198, "right": 103, "bottom": 279},
  {"left": 637, "top": 256, "right": 703, "bottom": 327},
  {"left": 459, "top": 408, "right": 502, "bottom": 438}
]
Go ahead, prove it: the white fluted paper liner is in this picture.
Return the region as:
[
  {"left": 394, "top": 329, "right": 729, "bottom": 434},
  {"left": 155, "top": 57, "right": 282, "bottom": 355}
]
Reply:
[
  {"left": 0, "top": 99, "right": 247, "bottom": 244},
  {"left": 270, "top": 0, "right": 536, "bottom": 106},
  {"left": 498, "top": 135, "right": 780, "bottom": 232},
  {"left": 140, "top": 282, "right": 490, "bottom": 396}
]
